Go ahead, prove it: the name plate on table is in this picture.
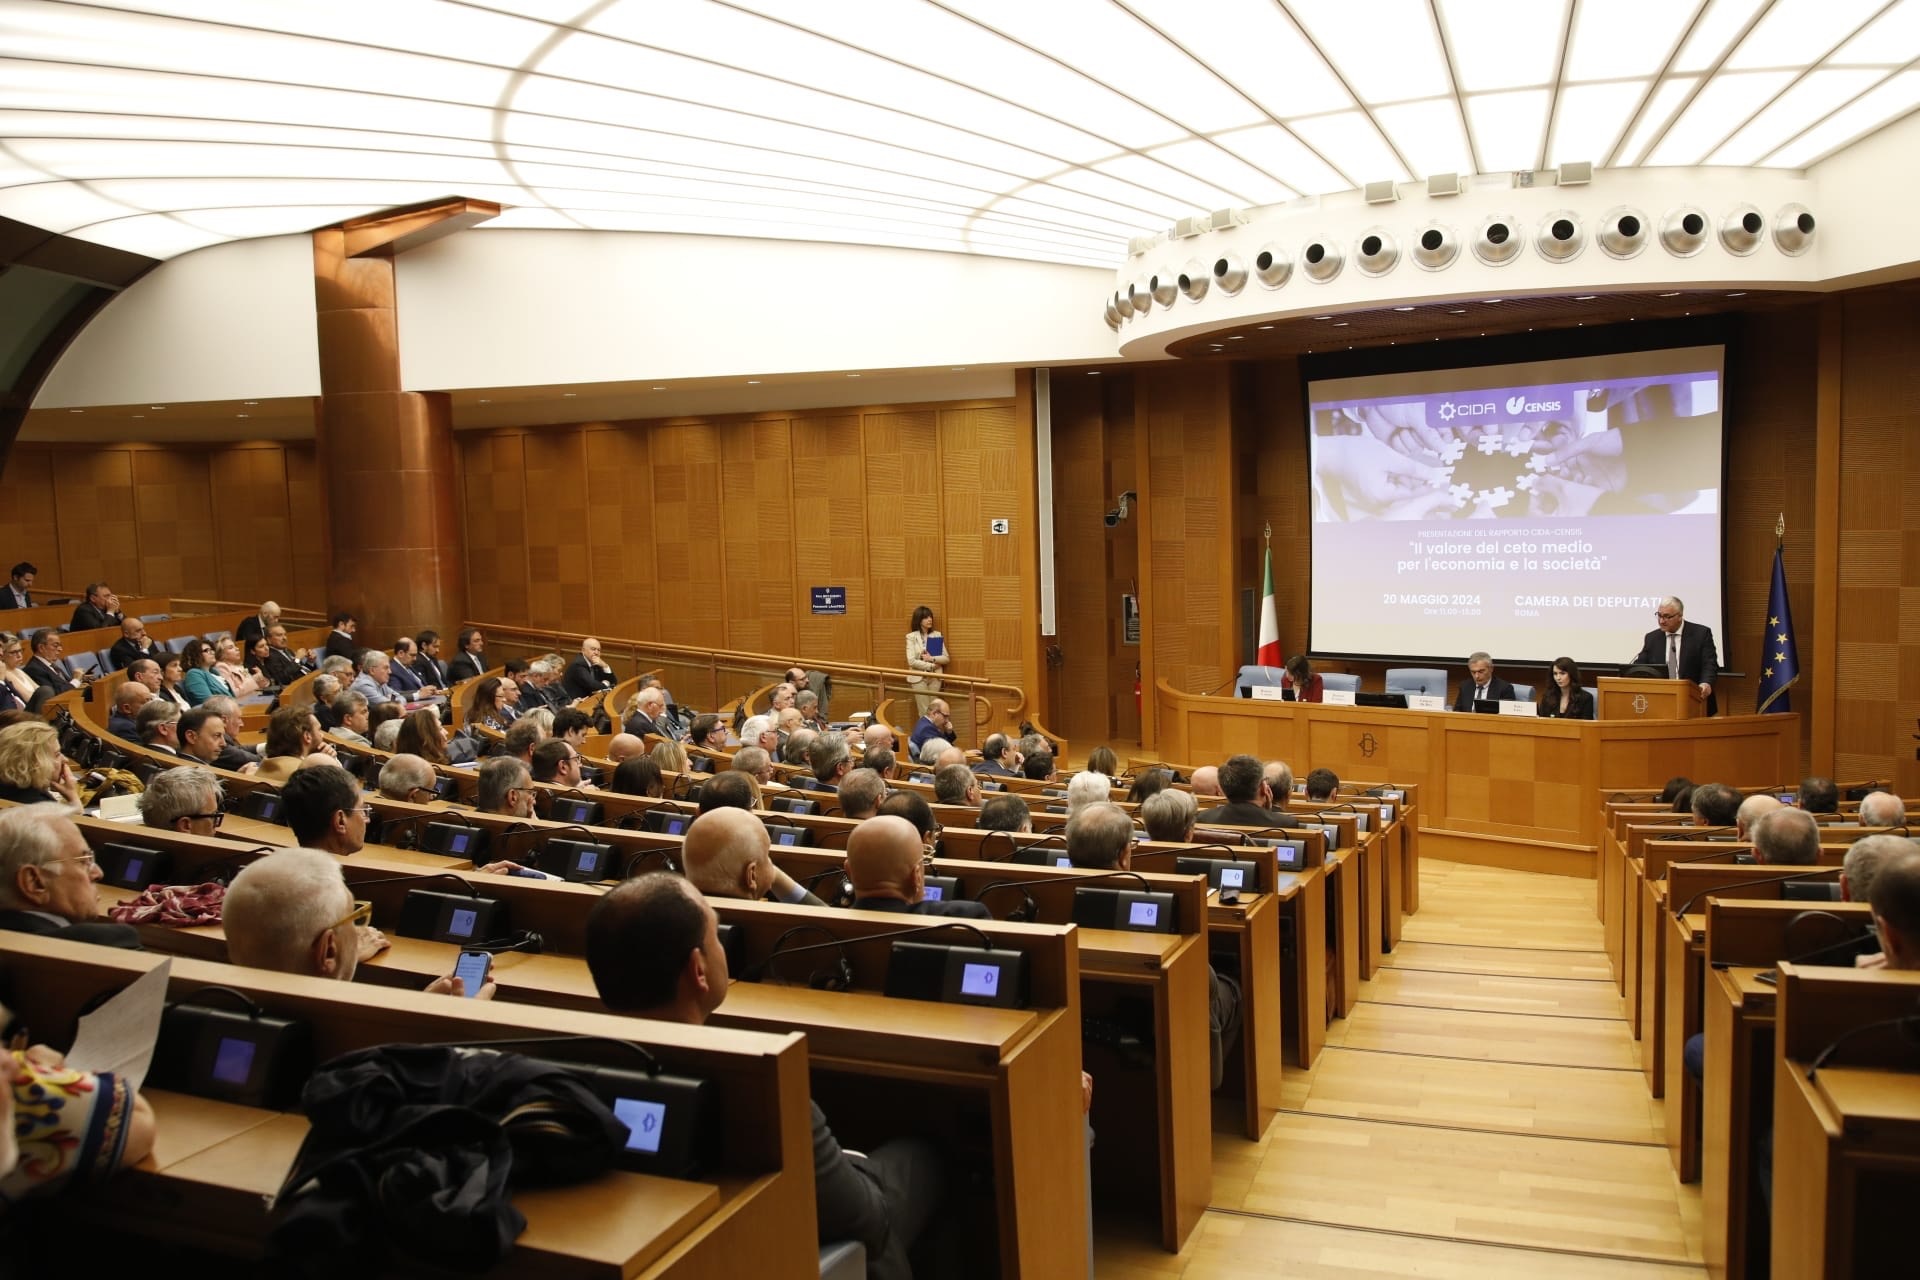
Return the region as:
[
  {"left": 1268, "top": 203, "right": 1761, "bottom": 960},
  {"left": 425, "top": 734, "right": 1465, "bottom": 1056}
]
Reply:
[
  {"left": 1248, "top": 685, "right": 1286, "bottom": 701},
  {"left": 1406, "top": 694, "right": 1445, "bottom": 711},
  {"left": 1498, "top": 699, "right": 1537, "bottom": 716},
  {"left": 1321, "top": 689, "right": 1356, "bottom": 706}
]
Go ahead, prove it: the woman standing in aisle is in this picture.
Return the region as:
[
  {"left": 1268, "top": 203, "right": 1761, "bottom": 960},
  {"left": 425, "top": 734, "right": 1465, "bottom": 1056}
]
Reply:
[{"left": 905, "top": 605, "right": 948, "bottom": 718}]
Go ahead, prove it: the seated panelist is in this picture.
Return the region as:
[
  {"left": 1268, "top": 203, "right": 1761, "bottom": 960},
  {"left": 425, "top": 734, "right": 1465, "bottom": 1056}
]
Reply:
[
  {"left": 1451, "top": 651, "right": 1516, "bottom": 710},
  {"left": 1535, "top": 657, "right": 1594, "bottom": 720}
]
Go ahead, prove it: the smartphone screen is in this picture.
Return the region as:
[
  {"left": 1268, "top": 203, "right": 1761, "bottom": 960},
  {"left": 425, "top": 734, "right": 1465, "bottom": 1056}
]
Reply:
[{"left": 454, "top": 949, "right": 493, "bottom": 996}]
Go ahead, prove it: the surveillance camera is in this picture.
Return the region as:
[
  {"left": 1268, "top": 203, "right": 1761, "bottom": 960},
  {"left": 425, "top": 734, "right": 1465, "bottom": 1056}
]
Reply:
[{"left": 1104, "top": 510, "right": 1119, "bottom": 528}]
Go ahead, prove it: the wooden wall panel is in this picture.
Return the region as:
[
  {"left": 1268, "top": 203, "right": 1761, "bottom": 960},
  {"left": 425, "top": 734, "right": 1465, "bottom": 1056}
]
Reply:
[
  {"left": 0, "top": 448, "right": 62, "bottom": 591},
  {"left": 790, "top": 414, "right": 868, "bottom": 666},
  {"left": 131, "top": 448, "right": 220, "bottom": 597},
  {"left": 582, "top": 423, "right": 655, "bottom": 641},
  {"left": 1104, "top": 388, "right": 1141, "bottom": 743},
  {"left": 1139, "top": 366, "right": 1233, "bottom": 703},
  {"left": 863, "top": 410, "right": 941, "bottom": 673},
  {"left": 520, "top": 427, "right": 593, "bottom": 630},
  {"left": 283, "top": 443, "right": 326, "bottom": 610},
  {"left": 943, "top": 403, "right": 1028, "bottom": 695},
  {"left": 1246, "top": 360, "right": 1313, "bottom": 664},
  {"left": 718, "top": 419, "right": 797, "bottom": 657},
  {"left": 459, "top": 432, "right": 529, "bottom": 626},
  {"left": 207, "top": 446, "right": 295, "bottom": 608},
  {"left": 649, "top": 424, "right": 724, "bottom": 649},
  {"left": 52, "top": 449, "right": 139, "bottom": 596},
  {"left": 1049, "top": 373, "right": 1115, "bottom": 744}
]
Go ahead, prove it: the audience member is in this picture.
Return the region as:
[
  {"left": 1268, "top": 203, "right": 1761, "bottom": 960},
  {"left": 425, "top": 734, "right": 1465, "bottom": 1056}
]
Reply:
[
  {"left": 908, "top": 699, "right": 954, "bottom": 761},
  {"left": 610, "top": 757, "right": 665, "bottom": 798},
  {"left": 502, "top": 717, "right": 546, "bottom": 764},
  {"left": 235, "top": 600, "right": 279, "bottom": 649},
  {"left": 0, "top": 722, "right": 81, "bottom": 805},
  {"left": 863, "top": 746, "right": 897, "bottom": 780},
  {"left": 393, "top": 707, "right": 453, "bottom": 765},
  {"left": 1195, "top": 755, "right": 1293, "bottom": 828},
  {"left": 681, "top": 807, "right": 825, "bottom": 904},
  {"left": 1141, "top": 789, "right": 1197, "bottom": 843},
  {"left": 69, "top": 582, "right": 123, "bottom": 632},
  {"left": 687, "top": 713, "right": 727, "bottom": 753},
  {"left": 256, "top": 703, "right": 333, "bottom": 783},
  {"left": 445, "top": 627, "right": 486, "bottom": 683},
  {"left": 586, "top": 872, "right": 941, "bottom": 1274},
  {"left": 934, "top": 763, "right": 980, "bottom": 806},
  {"left": 410, "top": 629, "right": 449, "bottom": 687},
  {"left": 732, "top": 746, "right": 775, "bottom": 787},
  {"left": 371, "top": 717, "right": 402, "bottom": 751},
  {"left": 795, "top": 689, "right": 827, "bottom": 732},
  {"left": 126, "top": 656, "right": 162, "bottom": 695},
  {"left": 562, "top": 638, "right": 615, "bottom": 700},
  {"left": 1841, "top": 834, "right": 1913, "bottom": 904},
  {"left": 849, "top": 815, "right": 990, "bottom": 917},
  {"left": 1735, "top": 793, "right": 1782, "bottom": 840},
  {"left": 477, "top": 757, "right": 536, "bottom": 818},
  {"left": 1065, "top": 770, "right": 1111, "bottom": 816},
  {"left": 878, "top": 791, "right": 937, "bottom": 841},
  {"left": 1867, "top": 848, "right": 1920, "bottom": 969},
  {"left": 976, "top": 733, "right": 1017, "bottom": 777},
  {"left": 262, "top": 623, "right": 312, "bottom": 686},
  {"left": 552, "top": 707, "right": 592, "bottom": 748},
  {"left": 349, "top": 650, "right": 402, "bottom": 707},
  {"left": 1127, "top": 769, "right": 1171, "bottom": 804},
  {"left": 933, "top": 744, "right": 966, "bottom": 772},
  {"left": 376, "top": 753, "right": 440, "bottom": 803},
  {"left": 211, "top": 637, "right": 266, "bottom": 698},
  {"left": 197, "top": 695, "right": 261, "bottom": 771},
  {"left": 1262, "top": 761, "right": 1295, "bottom": 806},
  {"left": 1189, "top": 765, "right": 1222, "bottom": 799},
  {"left": 836, "top": 768, "right": 887, "bottom": 820},
  {"left": 107, "top": 617, "right": 160, "bottom": 671},
  {"left": 739, "top": 714, "right": 780, "bottom": 757},
  {"left": 976, "top": 793, "right": 1031, "bottom": 834},
  {"left": 862, "top": 722, "right": 896, "bottom": 755},
  {"left": 531, "top": 738, "right": 591, "bottom": 790},
  {"left": 1797, "top": 776, "right": 1839, "bottom": 814},
  {"left": 139, "top": 766, "right": 225, "bottom": 836},
  {"left": 652, "top": 739, "right": 692, "bottom": 775},
  {"left": 781, "top": 726, "right": 818, "bottom": 770},
  {"left": 1021, "top": 751, "right": 1055, "bottom": 782},
  {"left": 107, "top": 678, "right": 152, "bottom": 738},
  {"left": 1690, "top": 782, "right": 1741, "bottom": 827},
  {"left": 176, "top": 638, "right": 232, "bottom": 705},
  {"left": 0, "top": 561, "right": 35, "bottom": 609},
  {"left": 1658, "top": 776, "right": 1694, "bottom": 805},
  {"left": 23, "top": 629, "right": 84, "bottom": 695},
  {"left": 135, "top": 698, "right": 182, "bottom": 755},
  {"left": 624, "top": 686, "right": 673, "bottom": 739},
  {"left": 1085, "top": 745, "right": 1120, "bottom": 777},
  {"left": 697, "top": 770, "right": 760, "bottom": 813},
  {"left": 0, "top": 804, "right": 139, "bottom": 947},
  {"left": 606, "top": 732, "right": 646, "bottom": 765},
  {"left": 1752, "top": 807, "right": 1820, "bottom": 866},
  {"left": 330, "top": 691, "right": 372, "bottom": 745},
  {"left": 322, "top": 611, "right": 358, "bottom": 660},
  {"left": 282, "top": 762, "right": 369, "bottom": 856},
  {"left": 1303, "top": 767, "right": 1340, "bottom": 802},
  {"left": 1858, "top": 790, "right": 1906, "bottom": 828}
]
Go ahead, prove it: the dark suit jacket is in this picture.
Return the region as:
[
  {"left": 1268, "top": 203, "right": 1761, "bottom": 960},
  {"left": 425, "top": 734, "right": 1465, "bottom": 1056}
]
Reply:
[
  {"left": 235, "top": 615, "right": 269, "bottom": 648},
  {"left": 446, "top": 652, "right": 484, "bottom": 684},
  {"left": 22, "top": 655, "right": 73, "bottom": 694},
  {"left": 264, "top": 647, "right": 310, "bottom": 687},
  {"left": 108, "top": 637, "right": 158, "bottom": 671},
  {"left": 412, "top": 653, "right": 448, "bottom": 687},
  {"left": 0, "top": 909, "right": 142, "bottom": 950},
  {"left": 107, "top": 712, "right": 139, "bottom": 739},
  {"left": 852, "top": 895, "right": 993, "bottom": 919},
  {"left": 0, "top": 588, "right": 28, "bottom": 609},
  {"left": 1195, "top": 802, "right": 1299, "bottom": 829},
  {"left": 562, "top": 657, "right": 613, "bottom": 700},
  {"left": 1537, "top": 686, "right": 1596, "bottom": 720},
  {"left": 625, "top": 711, "right": 668, "bottom": 739},
  {"left": 809, "top": 1100, "right": 931, "bottom": 1280},
  {"left": 974, "top": 759, "right": 1016, "bottom": 777},
  {"left": 388, "top": 659, "right": 425, "bottom": 695},
  {"left": 69, "top": 602, "right": 120, "bottom": 631},
  {"left": 323, "top": 630, "right": 358, "bottom": 660},
  {"left": 214, "top": 741, "right": 261, "bottom": 771},
  {"left": 1634, "top": 621, "right": 1720, "bottom": 716},
  {"left": 1453, "top": 676, "right": 1518, "bottom": 711}
]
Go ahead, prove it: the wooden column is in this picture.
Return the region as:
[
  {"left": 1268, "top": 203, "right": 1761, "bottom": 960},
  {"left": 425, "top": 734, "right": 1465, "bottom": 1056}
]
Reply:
[
  {"left": 1810, "top": 297, "right": 1843, "bottom": 773},
  {"left": 311, "top": 199, "right": 496, "bottom": 640}
]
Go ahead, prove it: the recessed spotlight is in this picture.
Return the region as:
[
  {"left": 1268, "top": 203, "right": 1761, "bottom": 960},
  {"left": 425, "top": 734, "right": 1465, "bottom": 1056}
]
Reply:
[
  {"left": 1393, "top": 306, "right": 1415, "bottom": 312},
  {"left": 236, "top": 413, "right": 249, "bottom": 419},
  {"left": 1659, "top": 292, "right": 1682, "bottom": 297},
  {"left": 748, "top": 380, "right": 761, "bottom": 385},
  {"left": 1575, "top": 295, "right": 1596, "bottom": 301},
  {"left": 563, "top": 392, "right": 577, "bottom": 397},
  {"left": 652, "top": 386, "right": 665, "bottom": 391},
  {"left": 952, "top": 366, "right": 966, "bottom": 371},
  {"left": 1726, "top": 291, "right": 1746, "bottom": 297},
  {"left": 1484, "top": 298, "right": 1503, "bottom": 303},
  {"left": 1333, "top": 322, "right": 1349, "bottom": 328},
  {"left": 1313, "top": 315, "right": 1332, "bottom": 321},
  {"left": 1088, "top": 370, "right": 1102, "bottom": 376},
  {"left": 1257, "top": 325, "right": 1274, "bottom": 331},
  {"left": 1449, "top": 309, "right": 1466, "bottom": 315},
  {"left": 132, "top": 414, "right": 144, "bottom": 419},
  {"left": 847, "top": 372, "right": 861, "bottom": 378},
  {"left": 1227, "top": 334, "right": 1244, "bottom": 341},
  {"left": 68, "top": 409, "right": 82, "bottom": 414},
  {"left": 478, "top": 398, "right": 490, "bottom": 403},
  {"left": 243, "top": 400, "right": 258, "bottom": 406},
  {"left": 150, "top": 406, "right": 166, "bottom": 411}
]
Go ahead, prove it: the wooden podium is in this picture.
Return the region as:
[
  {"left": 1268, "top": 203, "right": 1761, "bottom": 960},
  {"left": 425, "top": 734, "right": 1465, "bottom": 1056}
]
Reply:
[{"left": 1597, "top": 676, "right": 1703, "bottom": 720}]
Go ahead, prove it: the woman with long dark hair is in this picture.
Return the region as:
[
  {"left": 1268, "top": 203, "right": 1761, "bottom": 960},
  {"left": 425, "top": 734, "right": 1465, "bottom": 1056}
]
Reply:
[
  {"left": 904, "top": 605, "right": 947, "bottom": 717},
  {"left": 1536, "top": 656, "right": 1594, "bottom": 720}
]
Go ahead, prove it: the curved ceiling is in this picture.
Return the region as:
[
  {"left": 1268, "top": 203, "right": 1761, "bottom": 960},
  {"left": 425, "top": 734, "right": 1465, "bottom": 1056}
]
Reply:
[{"left": 3, "top": 0, "right": 1918, "bottom": 267}]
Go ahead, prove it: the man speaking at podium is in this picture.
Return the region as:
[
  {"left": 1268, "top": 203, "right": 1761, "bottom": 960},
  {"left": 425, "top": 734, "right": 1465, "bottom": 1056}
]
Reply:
[{"left": 1633, "top": 596, "right": 1718, "bottom": 716}]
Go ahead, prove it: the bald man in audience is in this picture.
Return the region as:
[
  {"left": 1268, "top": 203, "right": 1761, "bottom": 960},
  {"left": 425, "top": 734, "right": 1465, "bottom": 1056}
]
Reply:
[
  {"left": 1857, "top": 790, "right": 1906, "bottom": 829},
  {"left": 1067, "top": 801, "right": 1242, "bottom": 1090},
  {"left": 849, "top": 815, "right": 991, "bottom": 918},
  {"left": 107, "top": 678, "right": 152, "bottom": 739},
  {"left": 862, "top": 722, "right": 896, "bottom": 755},
  {"left": 127, "top": 656, "right": 163, "bottom": 695},
  {"left": 933, "top": 763, "right": 980, "bottom": 807},
  {"left": 605, "top": 732, "right": 646, "bottom": 765},
  {"left": 376, "top": 753, "right": 440, "bottom": 803},
  {"left": 108, "top": 617, "right": 160, "bottom": 672},
  {"left": 224, "top": 849, "right": 493, "bottom": 997},
  {"left": 1190, "top": 765, "right": 1222, "bottom": 799},
  {"left": 836, "top": 767, "right": 886, "bottom": 821},
  {"left": 681, "top": 807, "right": 827, "bottom": 906},
  {"left": 1735, "top": 793, "right": 1782, "bottom": 840},
  {"left": 975, "top": 733, "right": 1018, "bottom": 778},
  {"left": 1867, "top": 848, "right": 1920, "bottom": 970},
  {"left": 1752, "top": 806, "right": 1820, "bottom": 865},
  {"left": 586, "top": 872, "right": 943, "bottom": 1278},
  {"left": 1262, "top": 761, "right": 1295, "bottom": 808}
]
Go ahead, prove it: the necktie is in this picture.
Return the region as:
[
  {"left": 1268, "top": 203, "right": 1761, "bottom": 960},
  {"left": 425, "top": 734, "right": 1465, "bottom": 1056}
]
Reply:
[
  {"left": 1475, "top": 684, "right": 1485, "bottom": 701},
  {"left": 1667, "top": 634, "right": 1679, "bottom": 680}
]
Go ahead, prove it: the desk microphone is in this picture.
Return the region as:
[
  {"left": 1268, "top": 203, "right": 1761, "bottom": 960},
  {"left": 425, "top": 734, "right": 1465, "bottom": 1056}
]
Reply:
[{"left": 1200, "top": 673, "right": 1242, "bottom": 697}]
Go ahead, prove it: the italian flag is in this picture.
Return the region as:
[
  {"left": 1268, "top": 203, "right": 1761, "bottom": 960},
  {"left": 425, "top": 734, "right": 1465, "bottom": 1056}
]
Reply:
[{"left": 1256, "top": 545, "right": 1281, "bottom": 666}]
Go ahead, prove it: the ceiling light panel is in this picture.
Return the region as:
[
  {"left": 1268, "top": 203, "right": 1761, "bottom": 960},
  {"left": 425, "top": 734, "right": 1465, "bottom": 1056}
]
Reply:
[
  {"left": 939, "top": 0, "right": 1264, "bottom": 132},
  {"left": 1672, "top": 0, "right": 1771, "bottom": 73},
  {"left": 1288, "top": 0, "right": 1452, "bottom": 104},
  {"left": 1547, "top": 81, "right": 1650, "bottom": 167},
  {"left": 1289, "top": 112, "right": 1411, "bottom": 183},
  {"left": 1646, "top": 70, "right": 1796, "bottom": 164},
  {"left": 1722, "top": 0, "right": 1888, "bottom": 70},
  {"left": 1143, "top": 139, "right": 1297, "bottom": 206},
  {"left": 1615, "top": 76, "right": 1702, "bottom": 163},
  {"left": 1090, "top": 153, "right": 1242, "bottom": 211},
  {"left": 1465, "top": 88, "right": 1553, "bottom": 173},
  {"left": 86, "top": 0, "right": 552, "bottom": 65},
  {"left": 1765, "top": 68, "right": 1920, "bottom": 164},
  {"left": 1709, "top": 67, "right": 1889, "bottom": 164},
  {"left": 1564, "top": 0, "right": 1705, "bottom": 80},
  {"left": 1437, "top": 0, "right": 1569, "bottom": 92},
  {"left": 1372, "top": 101, "right": 1476, "bottom": 178},
  {"left": 1214, "top": 125, "right": 1355, "bottom": 194},
  {"left": 1116, "top": 0, "right": 1351, "bottom": 117},
  {"left": 1829, "top": 1, "right": 1920, "bottom": 64}
]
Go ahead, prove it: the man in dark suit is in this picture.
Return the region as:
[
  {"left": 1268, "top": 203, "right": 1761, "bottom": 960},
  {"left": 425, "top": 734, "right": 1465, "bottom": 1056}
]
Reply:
[
  {"left": 445, "top": 627, "right": 486, "bottom": 683},
  {"left": 562, "top": 637, "right": 616, "bottom": 700},
  {"left": 972, "top": 733, "right": 1018, "bottom": 777},
  {"left": 0, "top": 561, "right": 35, "bottom": 609},
  {"left": 1632, "top": 595, "right": 1719, "bottom": 716},
  {"left": 0, "top": 805, "right": 142, "bottom": 949},
  {"left": 1195, "top": 753, "right": 1300, "bottom": 828},
  {"left": 412, "top": 629, "right": 450, "bottom": 687},
  {"left": 849, "top": 814, "right": 991, "bottom": 918},
  {"left": 108, "top": 617, "right": 161, "bottom": 671},
  {"left": 68, "top": 581, "right": 123, "bottom": 632},
  {"left": 262, "top": 622, "right": 313, "bottom": 687},
  {"left": 1452, "top": 651, "right": 1517, "bottom": 711},
  {"left": 387, "top": 636, "right": 439, "bottom": 698},
  {"left": 106, "top": 679, "right": 152, "bottom": 739},
  {"left": 587, "top": 872, "right": 943, "bottom": 1277},
  {"left": 234, "top": 600, "right": 280, "bottom": 649},
  {"left": 322, "top": 611, "right": 359, "bottom": 660},
  {"left": 623, "top": 685, "right": 673, "bottom": 739},
  {"left": 22, "top": 629, "right": 83, "bottom": 694},
  {"left": 201, "top": 696, "right": 263, "bottom": 771}
]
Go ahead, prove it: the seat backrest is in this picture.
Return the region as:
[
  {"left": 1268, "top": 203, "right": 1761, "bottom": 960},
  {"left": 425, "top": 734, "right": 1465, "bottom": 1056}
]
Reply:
[
  {"left": 141, "top": 613, "right": 171, "bottom": 623},
  {"left": 67, "top": 651, "right": 101, "bottom": 677},
  {"left": 1583, "top": 685, "right": 1598, "bottom": 706},
  {"left": 1509, "top": 682, "right": 1536, "bottom": 702},
  {"left": 203, "top": 629, "right": 230, "bottom": 644},
  {"left": 166, "top": 634, "right": 196, "bottom": 654},
  {"left": 1383, "top": 667, "right": 1447, "bottom": 696},
  {"left": 96, "top": 650, "right": 117, "bottom": 675},
  {"left": 1319, "top": 672, "right": 1360, "bottom": 694}
]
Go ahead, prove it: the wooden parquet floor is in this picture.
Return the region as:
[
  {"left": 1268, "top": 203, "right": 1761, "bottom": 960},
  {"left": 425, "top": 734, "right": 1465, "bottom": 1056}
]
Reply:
[{"left": 1095, "top": 859, "right": 1704, "bottom": 1277}]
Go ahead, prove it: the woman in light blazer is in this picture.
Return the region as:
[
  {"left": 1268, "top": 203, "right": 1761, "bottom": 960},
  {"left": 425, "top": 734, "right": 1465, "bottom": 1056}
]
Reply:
[{"left": 904, "top": 605, "right": 948, "bottom": 717}]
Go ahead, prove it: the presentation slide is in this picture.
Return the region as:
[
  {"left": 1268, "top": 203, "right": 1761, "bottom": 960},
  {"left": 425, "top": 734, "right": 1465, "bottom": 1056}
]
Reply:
[{"left": 1308, "top": 346, "right": 1724, "bottom": 664}]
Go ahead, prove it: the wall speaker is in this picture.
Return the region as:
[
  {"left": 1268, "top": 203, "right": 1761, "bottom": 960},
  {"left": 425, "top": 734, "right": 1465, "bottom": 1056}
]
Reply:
[
  {"left": 1773, "top": 203, "right": 1816, "bottom": 256},
  {"left": 1128, "top": 280, "right": 1153, "bottom": 315},
  {"left": 1301, "top": 238, "right": 1344, "bottom": 283},
  {"left": 1113, "top": 289, "right": 1133, "bottom": 320},
  {"left": 1720, "top": 204, "right": 1764, "bottom": 256},
  {"left": 1176, "top": 260, "right": 1210, "bottom": 302},
  {"left": 1427, "top": 172, "right": 1461, "bottom": 198},
  {"left": 1472, "top": 214, "right": 1522, "bottom": 266},
  {"left": 1253, "top": 244, "right": 1291, "bottom": 289},
  {"left": 1533, "top": 210, "right": 1585, "bottom": 262},
  {"left": 1104, "top": 296, "right": 1121, "bottom": 326},
  {"left": 1355, "top": 227, "right": 1399, "bottom": 276},
  {"left": 1149, "top": 271, "right": 1178, "bottom": 307},
  {"left": 1211, "top": 252, "right": 1248, "bottom": 295},
  {"left": 1660, "top": 205, "right": 1709, "bottom": 257},
  {"left": 1363, "top": 180, "right": 1398, "bottom": 204},
  {"left": 1597, "top": 206, "right": 1649, "bottom": 259},
  {"left": 1411, "top": 223, "right": 1459, "bottom": 271}
]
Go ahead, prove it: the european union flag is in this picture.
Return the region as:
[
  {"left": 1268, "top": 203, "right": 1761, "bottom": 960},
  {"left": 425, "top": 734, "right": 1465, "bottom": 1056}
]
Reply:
[{"left": 1756, "top": 545, "right": 1799, "bottom": 714}]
